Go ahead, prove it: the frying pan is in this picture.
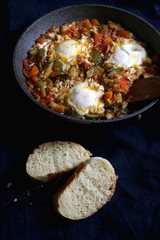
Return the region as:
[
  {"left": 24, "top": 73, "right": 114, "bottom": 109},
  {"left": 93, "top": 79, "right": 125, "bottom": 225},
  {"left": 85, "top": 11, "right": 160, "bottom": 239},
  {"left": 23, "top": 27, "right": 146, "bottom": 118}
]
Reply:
[{"left": 13, "top": 4, "right": 160, "bottom": 124}]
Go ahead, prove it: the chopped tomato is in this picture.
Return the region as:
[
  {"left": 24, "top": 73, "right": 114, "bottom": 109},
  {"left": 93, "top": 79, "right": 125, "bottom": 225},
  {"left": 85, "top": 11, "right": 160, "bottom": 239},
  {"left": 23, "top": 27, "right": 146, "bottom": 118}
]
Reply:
[
  {"left": 112, "top": 94, "right": 117, "bottom": 102},
  {"left": 94, "top": 33, "right": 102, "bottom": 48},
  {"left": 32, "top": 76, "right": 39, "bottom": 83},
  {"left": 28, "top": 65, "right": 39, "bottom": 77},
  {"left": 81, "top": 27, "right": 88, "bottom": 34},
  {"left": 23, "top": 58, "right": 30, "bottom": 71},
  {"left": 67, "top": 25, "right": 78, "bottom": 37},
  {"left": 94, "top": 33, "right": 112, "bottom": 54},
  {"left": 81, "top": 19, "right": 91, "bottom": 28},
  {"left": 101, "top": 35, "right": 112, "bottom": 54},
  {"left": 108, "top": 23, "right": 117, "bottom": 30},
  {"left": 56, "top": 76, "right": 60, "bottom": 81},
  {"left": 36, "top": 34, "right": 46, "bottom": 44},
  {"left": 105, "top": 91, "right": 113, "bottom": 100},
  {"left": 91, "top": 19, "right": 99, "bottom": 26},
  {"left": 119, "top": 77, "right": 130, "bottom": 93},
  {"left": 116, "top": 30, "right": 130, "bottom": 39},
  {"left": 44, "top": 95, "right": 52, "bottom": 103}
]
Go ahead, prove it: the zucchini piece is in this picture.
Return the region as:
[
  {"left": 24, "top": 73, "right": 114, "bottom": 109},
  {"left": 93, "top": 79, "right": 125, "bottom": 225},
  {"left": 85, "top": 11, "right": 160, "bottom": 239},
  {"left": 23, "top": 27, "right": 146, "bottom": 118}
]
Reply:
[
  {"left": 37, "top": 48, "right": 45, "bottom": 63},
  {"left": 36, "top": 79, "right": 47, "bottom": 88},
  {"left": 52, "top": 60, "right": 63, "bottom": 76},
  {"left": 29, "top": 47, "right": 38, "bottom": 56},
  {"left": 90, "top": 49, "right": 103, "bottom": 65},
  {"left": 87, "top": 66, "right": 104, "bottom": 78},
  {"left": 107, "top": 68, "right": 123, "bottom": 78}
]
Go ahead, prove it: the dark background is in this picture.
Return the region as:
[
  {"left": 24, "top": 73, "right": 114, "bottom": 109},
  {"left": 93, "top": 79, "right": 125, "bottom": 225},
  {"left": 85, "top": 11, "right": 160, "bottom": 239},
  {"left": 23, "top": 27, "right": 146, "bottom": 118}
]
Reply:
[{"left": 1, "top": 0, "right": 160, "bottom": 239}]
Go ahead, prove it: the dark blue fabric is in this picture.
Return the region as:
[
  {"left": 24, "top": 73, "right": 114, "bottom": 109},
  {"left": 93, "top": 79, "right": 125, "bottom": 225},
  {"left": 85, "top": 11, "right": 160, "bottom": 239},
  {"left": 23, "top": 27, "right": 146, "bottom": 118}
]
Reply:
[{"left": 1, "top": 0, "right": 160, "bottom": 239}]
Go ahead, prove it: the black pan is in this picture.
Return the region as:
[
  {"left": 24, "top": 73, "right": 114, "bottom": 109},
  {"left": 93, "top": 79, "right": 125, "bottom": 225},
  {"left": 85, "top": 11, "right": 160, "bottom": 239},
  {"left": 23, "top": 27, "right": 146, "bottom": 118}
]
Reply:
[{"left": 13, "top": 4, "right": 160, "bottom": 124}]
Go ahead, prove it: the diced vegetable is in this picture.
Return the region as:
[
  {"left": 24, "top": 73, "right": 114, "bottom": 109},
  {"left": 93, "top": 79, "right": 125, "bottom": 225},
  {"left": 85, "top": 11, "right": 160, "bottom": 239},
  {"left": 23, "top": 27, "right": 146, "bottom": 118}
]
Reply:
[
  {"left": 107, "top": 68, "right": 123, "bottom": 78},
  {"left": 94, "top": 33, "right": 102, "bottom": 47},
  {"left": 86, "top": 67, "right": 95, "bottom": 78},
  {"left": 44, "top": 60, "right": 54, "bottom": 69},
  {"left": 116, "top": 30, "right": 130, "bottom": 39},
  {"left": 103, "top": 62, "right": 113, "bottom": 70},
  {"left": 119, "top": 77, "right": 130, "bottom": 92},
  {"left": 43, "top": 68, "right": 52, "bottom": 78},
  {"left": 61, "top": 24, "right": 70, "bottom": 33},
  {"left": 32, "top": 76, "right": 39, "bottom": 83},
  {"left": 108, "top": 21, "right": 120, "bottom": 30},
  {"left": 51, "top": 60, "right": 63, "bottom": 77},
  {"left": 86, "top": 66, "right": 104, "bottom": 78},
  {"left": 37, "top": 48, "right": 45, "bottom": 63},
  {"left": 36, "top": 80, "right": 47, "bottom": 88},
  {"left": 68, "top": 66, "right": 79, "bottom": 78},
  {"left": 36, "top": 34, "right": 46, "bottom": 44},
  {"left": 28, "top": 65, "right": 39, "bottom": 77},
  {"left": 29, "top": 47, "right": 38, "bottom": 56},
  {"left": 81, "top": 19, "right": 92, "bottom": 29},
  {"left": 37, "top": 62, "right": 42, "bottom": 72},
  {"left": 98, "top": 24, "right": 108, "bottom": 34},
  {"left": 105, "top": 91, "right": 113, "bottom": 100},
  {"left": 23, "top": 58, "right": 30, "bottom": 71},
  {"left": 105, "top": 113, "right": 113, "bottom": 119},
  {"left": 48, "top": 101, "right": 58, "bottom": 108},
  {"left": 90, "top": 49, "right": 103, "bottom": 65},
  {"left": 91, "top": 19, "right": 99, "bottom": 26},
  {"left": 67, "top": 25, "right": 78, "bottom": 37}
]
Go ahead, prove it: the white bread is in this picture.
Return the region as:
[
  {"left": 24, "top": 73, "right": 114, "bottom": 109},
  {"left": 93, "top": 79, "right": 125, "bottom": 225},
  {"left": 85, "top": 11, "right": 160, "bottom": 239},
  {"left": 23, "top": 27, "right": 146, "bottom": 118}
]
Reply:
[
  {"left": 26, "top": 141, "right": 92, "bottom": 182},
  {"left": 53, "top": 157, "right": 117, "bottom": 220}
]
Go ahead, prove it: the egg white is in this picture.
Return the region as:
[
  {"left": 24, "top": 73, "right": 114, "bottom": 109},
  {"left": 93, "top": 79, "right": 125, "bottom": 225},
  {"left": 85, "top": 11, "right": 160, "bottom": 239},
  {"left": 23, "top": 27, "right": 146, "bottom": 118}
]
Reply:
[
  {"left": 56, "top": 38, "right": 91, "bottom": 71},
  {"left": 108, "top": 39, "right": 147, "bottom": 68},
  {"left": 67, "top": 82, "right": 105, "bottom": 116}
]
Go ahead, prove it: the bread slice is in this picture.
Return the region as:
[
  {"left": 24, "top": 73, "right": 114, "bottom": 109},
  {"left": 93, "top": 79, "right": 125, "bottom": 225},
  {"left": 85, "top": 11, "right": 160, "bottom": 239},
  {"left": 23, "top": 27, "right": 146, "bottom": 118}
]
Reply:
[
  {"left": 26, "top": 141, "right": 92, "bottom": 182},
  {"left": 53, "top": 157, "right": 117, "bottom": 220}
]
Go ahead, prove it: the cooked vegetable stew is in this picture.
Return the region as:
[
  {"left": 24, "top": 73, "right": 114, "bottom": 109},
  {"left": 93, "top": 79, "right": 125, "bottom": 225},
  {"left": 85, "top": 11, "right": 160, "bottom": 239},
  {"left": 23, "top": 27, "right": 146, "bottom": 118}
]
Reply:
[{"left": 23, "top": 19, "right": 160, "bottom": 120}]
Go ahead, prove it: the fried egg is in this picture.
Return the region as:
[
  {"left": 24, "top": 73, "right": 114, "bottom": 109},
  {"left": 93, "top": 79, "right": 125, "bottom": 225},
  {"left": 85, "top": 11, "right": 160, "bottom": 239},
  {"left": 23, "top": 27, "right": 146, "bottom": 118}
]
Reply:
[
  {"left": 56, "top": 38, "right": 91, "bottom": 70},
  {"left": 109, "top": 39, "right": 147, "bottom": 68},
  {"left": 67, "top": 82, "right": 105, "bottom": 116}
]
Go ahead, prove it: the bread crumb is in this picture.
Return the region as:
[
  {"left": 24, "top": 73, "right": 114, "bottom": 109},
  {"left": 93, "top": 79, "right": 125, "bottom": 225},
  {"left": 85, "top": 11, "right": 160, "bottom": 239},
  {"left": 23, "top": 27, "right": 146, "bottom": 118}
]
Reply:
[
  {"left": 7, "top": 182, "right": 12, "bottom": 188},
  {"left": 26, "top": 190, "right": 30, "bottom": 196},
  {"left": 137, "top": 114, "right": 142, "bottom": 120},
  {"left": 13, "top": 198, "right": 17, "bottom": 202}
]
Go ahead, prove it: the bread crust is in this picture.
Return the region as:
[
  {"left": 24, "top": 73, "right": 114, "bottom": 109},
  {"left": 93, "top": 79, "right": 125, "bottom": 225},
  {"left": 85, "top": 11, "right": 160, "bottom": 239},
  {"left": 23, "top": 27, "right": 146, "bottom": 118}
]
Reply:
[{"left": 53, "top": 157, "right": 118, "bottom": 220}]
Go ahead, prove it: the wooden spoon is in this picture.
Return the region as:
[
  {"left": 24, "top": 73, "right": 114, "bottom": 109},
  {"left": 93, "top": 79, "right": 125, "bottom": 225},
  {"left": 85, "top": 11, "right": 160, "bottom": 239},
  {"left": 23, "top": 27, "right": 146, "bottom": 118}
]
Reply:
[{"left": 126, "top": 76, "right": 160, "bottom": 102}]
